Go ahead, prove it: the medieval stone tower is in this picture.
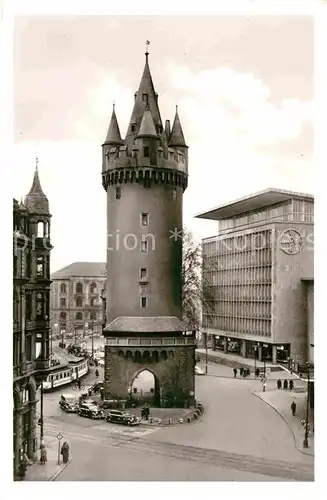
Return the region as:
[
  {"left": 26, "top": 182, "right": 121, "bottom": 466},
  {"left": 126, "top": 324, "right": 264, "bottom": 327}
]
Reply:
[{"left": 101, "top": 47, "right": 195, "bottom": 407}]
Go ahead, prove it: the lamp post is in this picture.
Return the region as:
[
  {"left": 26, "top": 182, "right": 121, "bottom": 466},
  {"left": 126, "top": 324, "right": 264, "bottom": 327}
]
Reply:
[
  {"left": 203, "top": 332, "right": 208, "bottom": 374},
  {"left": 39, "top": 379, "right": 44, "bottom": 450},
  {"left": 91, "top": 320, "right": 94, "bottom": 360},
  {"left": 303, "top": 362, "right": 310, "bottom": 449},
  {"left": 74, "top": 324, "right": 77, "bottom": 346},
  {"left": 254, "top": 344, "right": 258, "bottom": 374},
  {"left": 263, "top": 344, "right": 268, "bottom": 379}
]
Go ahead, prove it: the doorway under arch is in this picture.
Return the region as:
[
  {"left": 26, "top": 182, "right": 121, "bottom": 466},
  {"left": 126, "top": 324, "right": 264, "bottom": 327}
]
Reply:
[{"left": 130, "top": 368, "right": 160, "bottom": 407}]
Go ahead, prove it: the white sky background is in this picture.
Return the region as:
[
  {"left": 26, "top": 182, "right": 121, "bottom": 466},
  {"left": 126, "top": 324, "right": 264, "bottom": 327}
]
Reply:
[{"left": 13, "top": 15, "right": 314, "bottom": 272}]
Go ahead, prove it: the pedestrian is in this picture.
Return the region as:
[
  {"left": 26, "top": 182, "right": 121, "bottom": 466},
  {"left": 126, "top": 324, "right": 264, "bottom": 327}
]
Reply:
[
  {"left": 289, "top": 379, "right": 294, "bottom": 391},
  {"left": 277, "top": 379, "right": 282, "bottom": 390},
  {"left": 240, "top": 367, "right": 244, "bottom": 377},
  {"left": 233, "top": 368, "right": 237, "bottom": 378},
  {"left": 291, "top": 401, "right": 296, "bottom": 416},
  {"left": 255, "top": 368, "right": 260, "bottom": 378},
  {"left": 243, "top": 369, "right": 246, "bottom": 378},
  {"left": 247, "top": 369, "right": 251, "bottom": 377},
  {"left": 61, "top": 442, "right": 70, "bottom": 464},
  {"left": 40, "top": 445, "right": 47, "bottom": 465},
  {"left": 283, "top": 379, "right": 288, "bottom": 390},
  {"left": 263, "top": 381, "right": 266, "bottom": 392}
]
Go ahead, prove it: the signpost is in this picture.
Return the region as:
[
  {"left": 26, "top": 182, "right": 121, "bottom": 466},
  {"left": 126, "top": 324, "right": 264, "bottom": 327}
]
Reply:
[{"left": 57, "top": 433, "right": 63, "bottom": 464}]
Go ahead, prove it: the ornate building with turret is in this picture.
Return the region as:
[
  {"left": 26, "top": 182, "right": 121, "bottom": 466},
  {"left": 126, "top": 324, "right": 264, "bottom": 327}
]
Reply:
[
  {"left": 13, "top": 164, "right": 52, "bottom": 478},
  {"left": 101, "top": 48, "right": 196, "bottom": 407}
]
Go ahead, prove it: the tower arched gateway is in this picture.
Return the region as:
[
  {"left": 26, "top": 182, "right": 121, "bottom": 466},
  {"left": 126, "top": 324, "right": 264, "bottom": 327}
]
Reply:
[{"left": 102, "top": 47, "right": 195, "bottom": 407}]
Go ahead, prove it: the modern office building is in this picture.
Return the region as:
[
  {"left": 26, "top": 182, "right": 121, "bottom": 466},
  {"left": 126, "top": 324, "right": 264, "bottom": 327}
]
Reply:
[
  {"left": 50, "top": 262, "right": 106, "bottom": 340},
  {"left": 197, "top": 188, "right": 314, "bottom": 365},
  {"left": 13, "top": 165, "right": 52, "bottom": 477}
]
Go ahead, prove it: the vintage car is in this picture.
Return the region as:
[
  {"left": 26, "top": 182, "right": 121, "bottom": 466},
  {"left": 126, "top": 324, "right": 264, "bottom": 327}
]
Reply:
[
  {"left": 106, "top": 409, "right": 140, "bottom": 426},
  {"left": 59, "top": 394, "right": 79, "bottom": 413},
  {"left": 78, "top": 403, "right": 105, "bottom": 420},
  {"left": 195, "top": 365, "right": 205, "bottom": 375}
]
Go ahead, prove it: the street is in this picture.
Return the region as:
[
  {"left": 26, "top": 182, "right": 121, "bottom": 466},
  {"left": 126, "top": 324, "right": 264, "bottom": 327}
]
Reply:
[{"left": 39, "top": 362, "right": 314, "bottom": 481}]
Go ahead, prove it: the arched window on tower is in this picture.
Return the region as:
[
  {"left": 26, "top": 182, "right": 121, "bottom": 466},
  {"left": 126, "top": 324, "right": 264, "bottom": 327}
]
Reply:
[
  {"left": 90, "top": 283, "right": 97, "bottom": 294},
  {"left": 60, "top": 283, "right": 66, "bottom": 294},
  {"left": 76, "top": 282, "right": 83, "bottom": 294},
  {"left": 37, "top": 221, "right": 44, "bottom": 238},
  {"left": 116, "top": 187, "right": 121, "bottom": 200}
]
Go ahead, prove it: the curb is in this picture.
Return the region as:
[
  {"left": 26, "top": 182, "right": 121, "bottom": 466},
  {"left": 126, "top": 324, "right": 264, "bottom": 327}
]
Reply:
[
  {"left": 252, "top": 392, "right": 314, "bottom": 457},
  {"left": 48, "top": 457, "right": 72, "bottom": 481},
  {"left": 138, "top": 409, "right": 206, "bottom": 428}
]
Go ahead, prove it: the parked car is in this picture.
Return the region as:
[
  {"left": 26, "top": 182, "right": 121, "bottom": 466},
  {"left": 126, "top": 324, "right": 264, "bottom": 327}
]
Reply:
[
  {"left": 100, "top": 399, "right": 128, "bottom": 409},
  {"left": 59, "top": 394, "right": 79, "bottom": 413},
  {"left": 195, "top": 365, "right": 205, "bottom": 375},
  {"left": 78, "top": 403, "right": 104, "bottom": 420},
  {"left": 106, "top": 409, "right": 140, "bottom": 426}
]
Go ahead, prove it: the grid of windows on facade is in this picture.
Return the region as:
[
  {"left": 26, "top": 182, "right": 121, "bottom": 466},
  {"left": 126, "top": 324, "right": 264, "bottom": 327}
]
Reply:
[
  {"left": 203, "top": 230, "right": 272, "bottom": 337},
  {"left": 218, "top": 200, "right": 314, "bottom": 233}
]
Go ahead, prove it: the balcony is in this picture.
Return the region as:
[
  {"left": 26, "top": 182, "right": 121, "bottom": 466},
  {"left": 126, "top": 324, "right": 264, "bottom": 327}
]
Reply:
[
  {"left": 20, "top": 360, "right": 34, "bottom": 375},
  {"left": 34, "top": 359, "right": 51, "bottom": 371},
  {"left": 105, "top": 337, "right": 196, "bottom": 347}
]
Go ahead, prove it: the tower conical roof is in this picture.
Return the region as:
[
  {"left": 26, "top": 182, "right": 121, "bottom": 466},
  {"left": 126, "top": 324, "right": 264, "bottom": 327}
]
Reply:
[
  {"left": 137, "top": 109, "right": 158, "bottom": 138},
  {"left": 169, "top": 107, "right": 187, "bottom": 147},
  {"left": 103, "top": 105, "right": 123, "bottom": 145},
  {"left": 125, "top": 53, "right": 164, "bottom": 149},
  {"left": 24, "top": 162, "right": 49, "bottom": 214}
]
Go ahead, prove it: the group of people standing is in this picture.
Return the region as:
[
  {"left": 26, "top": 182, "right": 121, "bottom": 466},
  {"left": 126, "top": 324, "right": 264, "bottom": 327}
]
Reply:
[{"left": 276, "top": 378, "right": 294, "bottom": 390}]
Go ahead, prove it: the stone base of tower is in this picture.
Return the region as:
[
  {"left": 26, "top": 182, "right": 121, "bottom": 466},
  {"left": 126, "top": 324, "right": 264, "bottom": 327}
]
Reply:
[{"left": 104, "top": 339, "right": 195, "bottom": 408}]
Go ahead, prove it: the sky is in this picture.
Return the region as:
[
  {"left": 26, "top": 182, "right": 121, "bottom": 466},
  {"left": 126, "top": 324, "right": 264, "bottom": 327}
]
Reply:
[{"left": 13, "top": 15, "right": 314, "bottom": 273}]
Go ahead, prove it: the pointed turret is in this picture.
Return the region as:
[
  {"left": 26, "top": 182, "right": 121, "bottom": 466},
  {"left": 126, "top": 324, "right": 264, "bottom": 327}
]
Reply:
[
  {"left": 137, "top": 109, "right": 158, "bottom": 138},
  {"left": 24, "top": 159, "right": 49, "bottom": 214},
  {"left": 103, "top": 104, "right": 123, "bottom": 146},
  {"left": 169, "top": 106, "right": 187, "bottom": 148},
  {"left": 125, "top": 50, "right": 164, "bottom": 150}
]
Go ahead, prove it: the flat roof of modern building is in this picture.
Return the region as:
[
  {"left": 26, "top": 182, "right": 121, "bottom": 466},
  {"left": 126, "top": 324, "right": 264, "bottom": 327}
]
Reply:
[{"left": 195, "top": 188, "right": 314, "bottom": 221}]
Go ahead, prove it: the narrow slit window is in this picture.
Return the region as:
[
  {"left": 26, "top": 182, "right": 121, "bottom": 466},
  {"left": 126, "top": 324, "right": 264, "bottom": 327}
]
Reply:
[
  {"left": 140, "top": 268, "right": 147, "bottom": 279},
  {"left": 141, "top": 297, "right": 147, "bottom": 308},
  {"left": 143, "top": 147, "right": 149, "bottom": 157},
  {"left": 116, "top": 187, "right": 121, "bottom": 199},
  {"left": 141, "top": 240, "right": 148, "bottom": 253},
  {"left": 141, "top": 213, "right": 149, "bottom": 226}
]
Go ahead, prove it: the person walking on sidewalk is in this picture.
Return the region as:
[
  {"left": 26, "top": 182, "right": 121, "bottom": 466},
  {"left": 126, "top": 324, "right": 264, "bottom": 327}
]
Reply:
[
  {"left": 61, "top": 442, "right": 70, "bottom": 464},
  {"left": 40, "top": 445, "right": 47, "bottom": 465},
  {"left": 240, "top": 367, "right": 244, "bottom": 377},
  {"left": 283, "top": 379, "right": 288, "bottom": 390},
  {"left": 233, "top": 368, "right": 237, "bottom": 378},
  {"left": 289, "top": 379, "right": 294, "bottom": 391},
  {"left": 277, "top": 379, "right": 282, "bottom": 390},
  {"left": 291, "top": 401, "right": 296, "bottom": 416},
  {"left": 255, "top": 368, "right": 260, "bottom": 378}
]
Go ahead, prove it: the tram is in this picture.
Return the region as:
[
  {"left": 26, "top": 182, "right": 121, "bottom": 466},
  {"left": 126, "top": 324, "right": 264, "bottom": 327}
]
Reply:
[{"left": 43, "top": 359, "right": 89, "bottom": 392}]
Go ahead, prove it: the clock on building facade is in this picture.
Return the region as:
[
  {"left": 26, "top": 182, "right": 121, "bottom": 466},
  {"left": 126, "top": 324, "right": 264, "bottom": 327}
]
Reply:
[{"left": 280, "top": 229, "right": 304, "bottom": 255}]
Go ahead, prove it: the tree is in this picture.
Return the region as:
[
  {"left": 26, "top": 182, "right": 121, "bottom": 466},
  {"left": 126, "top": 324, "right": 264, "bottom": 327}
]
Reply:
[{"left": 182, "top": 229, "right": 216, "bottom": 331}]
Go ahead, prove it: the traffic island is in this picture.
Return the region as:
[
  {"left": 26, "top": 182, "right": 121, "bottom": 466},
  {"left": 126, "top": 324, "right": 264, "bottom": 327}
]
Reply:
[{"left": 129, "top": 404, "right": 205, "bottom": 427}]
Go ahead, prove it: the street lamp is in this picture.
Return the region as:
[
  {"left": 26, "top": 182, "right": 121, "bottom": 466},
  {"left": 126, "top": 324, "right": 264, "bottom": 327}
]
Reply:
[
  {"left": 203, "top": 332, "right": 208, "bottom": 374},
  {"left": 253, "top": 344, "right": 258, "bottom": 374},
  {"left": 303, "top": 362, "right": 310, "bottom": 449},
  {"left": 39, "top": 379, "right": 44, "bottom": 454},
  {"left": 263, "top": 344, "right": 268, "bottom": 380}
]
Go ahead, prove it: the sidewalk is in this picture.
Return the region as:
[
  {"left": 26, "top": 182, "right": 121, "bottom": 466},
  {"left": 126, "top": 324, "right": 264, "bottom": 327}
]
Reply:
[
  {"left": 23, "top": 436, "right": 71, "bottom": 481},
  {"left": 253, "top": 388, "right": 314, "bottom": 457}
]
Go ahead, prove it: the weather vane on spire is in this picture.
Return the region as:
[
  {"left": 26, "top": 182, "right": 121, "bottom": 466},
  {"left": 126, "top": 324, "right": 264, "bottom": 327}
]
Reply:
[{"left": 145, "top": 40, "right": 150, "bottom": 55}]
